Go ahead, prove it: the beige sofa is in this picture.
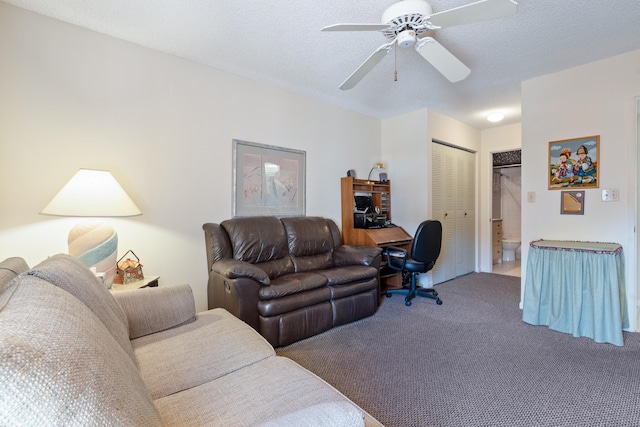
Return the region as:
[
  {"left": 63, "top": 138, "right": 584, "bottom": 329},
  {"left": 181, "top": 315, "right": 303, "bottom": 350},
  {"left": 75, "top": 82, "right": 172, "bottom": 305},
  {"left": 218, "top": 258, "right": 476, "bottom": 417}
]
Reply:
[{"left": 0, "top": 254, "right": 383, "bottom": 426}]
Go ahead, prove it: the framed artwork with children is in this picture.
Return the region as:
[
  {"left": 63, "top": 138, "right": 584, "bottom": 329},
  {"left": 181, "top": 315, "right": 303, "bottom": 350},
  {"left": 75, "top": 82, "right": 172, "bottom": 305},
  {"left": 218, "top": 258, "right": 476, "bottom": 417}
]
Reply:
[{"left": 548, "top": 135, "right": 599, "bottom": 190}]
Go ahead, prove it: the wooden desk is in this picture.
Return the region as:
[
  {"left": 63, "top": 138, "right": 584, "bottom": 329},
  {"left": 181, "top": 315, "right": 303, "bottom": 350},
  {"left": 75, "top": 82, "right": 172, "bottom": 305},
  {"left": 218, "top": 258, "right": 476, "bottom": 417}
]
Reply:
[
  {"left": 346, "top": 226, "right": 413, "bottom": 290},
  {"left": 340, "top": 176, "right": 412, "bottom": 292}
]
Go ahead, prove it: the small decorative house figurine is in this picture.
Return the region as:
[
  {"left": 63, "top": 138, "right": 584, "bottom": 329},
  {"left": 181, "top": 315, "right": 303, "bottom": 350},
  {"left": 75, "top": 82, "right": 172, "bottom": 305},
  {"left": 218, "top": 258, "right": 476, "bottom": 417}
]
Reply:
[{"left": 114, "top": 250, "right": 144, "bottom": 284}]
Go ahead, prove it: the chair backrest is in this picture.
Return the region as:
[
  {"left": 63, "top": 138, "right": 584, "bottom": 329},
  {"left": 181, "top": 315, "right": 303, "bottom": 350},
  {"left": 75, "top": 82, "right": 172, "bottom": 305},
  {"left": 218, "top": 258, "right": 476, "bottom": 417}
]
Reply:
[{"left": 411, "top": 220, "right": 443, "bottom": 270}]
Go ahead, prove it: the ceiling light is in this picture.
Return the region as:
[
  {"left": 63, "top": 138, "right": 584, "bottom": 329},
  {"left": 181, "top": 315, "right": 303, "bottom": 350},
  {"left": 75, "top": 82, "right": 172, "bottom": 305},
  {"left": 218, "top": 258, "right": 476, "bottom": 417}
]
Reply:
[{"left": 487, "top": 112, "right": 505, "bottom": 123}]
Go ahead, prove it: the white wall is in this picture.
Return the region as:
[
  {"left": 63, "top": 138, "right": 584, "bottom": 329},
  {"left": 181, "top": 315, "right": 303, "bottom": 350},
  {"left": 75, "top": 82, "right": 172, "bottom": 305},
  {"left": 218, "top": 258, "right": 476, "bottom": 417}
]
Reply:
[
  {"left": 381, "top": 109, "right": 480, "bottom": 285},
  {"left": 521, "top": 49, "right": 640, "bottom": 331},
  {"left": 479, "top": 124, "right": 522, "bottom": 271},
  {"left": 380, "top": 109, "right": 429, "bottom": 235},
  {"left": 499, "top": 166, "right": 522, "bottom": 242},
  {"left": 0, "top": 4, "right": 382, "bottom": 312}
]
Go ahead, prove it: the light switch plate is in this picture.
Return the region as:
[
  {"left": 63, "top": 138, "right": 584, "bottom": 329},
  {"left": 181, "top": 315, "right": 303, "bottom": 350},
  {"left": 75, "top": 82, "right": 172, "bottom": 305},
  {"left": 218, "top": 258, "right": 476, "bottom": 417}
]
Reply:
[{"left": 602, "top": 188, "right": 619, "bottom": 202}]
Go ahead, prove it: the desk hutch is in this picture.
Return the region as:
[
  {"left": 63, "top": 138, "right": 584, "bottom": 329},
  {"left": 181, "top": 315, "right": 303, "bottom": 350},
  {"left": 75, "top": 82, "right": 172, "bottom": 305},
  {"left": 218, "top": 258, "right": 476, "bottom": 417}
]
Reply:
[{"left": 340, "top": 176, "right": 412, "bottom": 290}]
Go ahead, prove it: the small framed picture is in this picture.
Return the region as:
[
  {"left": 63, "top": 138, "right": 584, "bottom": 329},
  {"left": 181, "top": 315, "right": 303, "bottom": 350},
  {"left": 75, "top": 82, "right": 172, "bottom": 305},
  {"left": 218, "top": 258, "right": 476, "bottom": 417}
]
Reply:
[
  {"left": 548, "top": 136, "right": 599, "bottom": 190},
  {"left": 560, "top": 190, "right": 585, "bottom": 215}
]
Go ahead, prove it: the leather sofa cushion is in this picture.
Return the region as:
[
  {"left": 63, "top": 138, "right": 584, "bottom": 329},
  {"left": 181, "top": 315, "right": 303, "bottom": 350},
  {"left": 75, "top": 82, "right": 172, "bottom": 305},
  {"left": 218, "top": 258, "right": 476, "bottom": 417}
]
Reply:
[
  {"left": 282, "top": 217, "right": 336, "bottom": 257},
  {"left": 260, "top": 272, "right": 328, "bottom": 300},
  {"left": 333, "top": 245, "right": 382, "bottom": 267},
  {"left": 258, "top": 287, "right": 332, "bottom": 317},
  {"left": 320, "top": 265, "right": 379, "bottom": 286},
  {"left": 291, "top": 252, "right": 333, "bottom": 273},
  {"left": 222, "top": 217, "right": 288, "bottom": 263},
  {"left": 329, "top": 278, "right": 378, "bottom": 300}
]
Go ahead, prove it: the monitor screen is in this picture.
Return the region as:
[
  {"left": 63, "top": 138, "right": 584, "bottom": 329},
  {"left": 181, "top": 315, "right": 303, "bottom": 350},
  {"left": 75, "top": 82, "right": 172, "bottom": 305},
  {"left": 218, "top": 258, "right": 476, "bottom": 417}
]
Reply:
[{"left": 354, "top": 195, "right": 374, "bottom": 213}]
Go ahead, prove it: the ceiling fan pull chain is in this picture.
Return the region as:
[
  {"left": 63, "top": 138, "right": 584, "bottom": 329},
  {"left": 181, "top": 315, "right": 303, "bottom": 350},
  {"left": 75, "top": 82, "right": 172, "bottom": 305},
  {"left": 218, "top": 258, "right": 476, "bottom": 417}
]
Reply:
[{"left": 394, "top": 47, "right": 398, "bottom": 82}]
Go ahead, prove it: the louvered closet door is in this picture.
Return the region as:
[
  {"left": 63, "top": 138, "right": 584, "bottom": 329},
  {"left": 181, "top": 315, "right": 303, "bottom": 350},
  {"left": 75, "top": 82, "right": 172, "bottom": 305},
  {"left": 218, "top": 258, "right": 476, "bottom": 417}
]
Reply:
[
  {"left": 431, "top": 142, "right": 476, "bottom": 284},
  {"left": 431, "top": 142, "right": 456, "bottom": 284}
]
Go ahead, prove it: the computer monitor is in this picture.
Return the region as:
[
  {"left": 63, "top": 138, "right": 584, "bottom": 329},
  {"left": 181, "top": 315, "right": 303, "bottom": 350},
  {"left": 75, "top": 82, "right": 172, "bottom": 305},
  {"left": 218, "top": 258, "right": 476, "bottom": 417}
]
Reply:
[{"left": 354, "top": 194, "right": 374, "bottom": 213}]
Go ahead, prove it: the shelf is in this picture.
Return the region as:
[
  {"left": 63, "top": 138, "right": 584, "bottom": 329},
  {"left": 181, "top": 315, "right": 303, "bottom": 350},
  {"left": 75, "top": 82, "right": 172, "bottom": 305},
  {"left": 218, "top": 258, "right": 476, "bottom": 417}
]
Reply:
[{"left": 341, "top": 176, "right": 412, "bottom": 296}]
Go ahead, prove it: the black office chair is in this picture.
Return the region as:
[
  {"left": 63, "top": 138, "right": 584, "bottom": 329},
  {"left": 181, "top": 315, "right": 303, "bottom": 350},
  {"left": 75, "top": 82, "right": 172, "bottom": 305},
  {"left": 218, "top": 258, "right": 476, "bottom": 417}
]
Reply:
[{"left": 385, "top": 220, "right": 442, "bottom": 306}]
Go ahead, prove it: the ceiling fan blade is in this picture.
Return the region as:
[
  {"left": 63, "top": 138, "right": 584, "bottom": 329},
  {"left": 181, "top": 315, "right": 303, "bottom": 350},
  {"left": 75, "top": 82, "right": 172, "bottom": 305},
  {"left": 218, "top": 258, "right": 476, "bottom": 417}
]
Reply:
[
  {"left": 415, "top": 37, "right": 470, "bottom": 82},
  {"left": 322, "top": 23, "right": 392, "bottom": 32},
  {"left": 339, "top": 41, "right": 395, "bottom": 90},
  {"left": 428, "top": 0, "right": 517, "bottom": 28}
]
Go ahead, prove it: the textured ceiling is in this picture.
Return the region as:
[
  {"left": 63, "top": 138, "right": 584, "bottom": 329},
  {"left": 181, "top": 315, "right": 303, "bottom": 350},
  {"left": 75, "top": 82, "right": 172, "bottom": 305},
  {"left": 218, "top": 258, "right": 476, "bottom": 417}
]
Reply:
[{"left": 4, "top": 0, "right": 640, "bottom": 129}]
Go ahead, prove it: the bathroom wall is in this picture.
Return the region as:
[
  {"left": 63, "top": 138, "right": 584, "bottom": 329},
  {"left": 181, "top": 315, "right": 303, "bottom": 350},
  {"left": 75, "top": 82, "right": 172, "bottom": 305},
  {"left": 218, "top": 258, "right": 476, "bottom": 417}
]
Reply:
[
  {"left": 499, "top": 166, "right": 521, "bottom": 240},
  {"left": 492, "top": 170, "right": 501, "bottom": 219}
]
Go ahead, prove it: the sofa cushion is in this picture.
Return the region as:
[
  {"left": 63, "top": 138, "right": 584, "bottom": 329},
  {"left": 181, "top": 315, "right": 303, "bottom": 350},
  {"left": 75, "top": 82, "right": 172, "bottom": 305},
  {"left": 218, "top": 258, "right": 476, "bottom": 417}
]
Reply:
[
  {"left": 26, "top": 254, "right": 134, "bottom": 361},
  {"left": 320, "top": 265, "right": 380, "bottom": 286},
  {"left": 259, "top": 272, "right": 328, "bottom": 300},
  {"left": 333, "top": 245, "right": 382, "bottom": 267},
  {"left": 132, "top": 308, "right": 275, "bottom": 399},
  {"left": 257, "top": 402, "right": 365, "bottom": 427},
  {"left": 0, "top": 275, "right": 161, "bottom": 426},
  {"left": 281, "top": 216, "right": 336, "bottom": 257},
  {"left": 222, "top": 217, "right": 289, "bottom": 263},
  {"left": 291, "top": 252, "right": 333, "bottom": 273},
  {"left": 154, "top": 356, "right": 366, "bottom": 427},
  {"left": 113, "top": 283, "right": 197, "bottom": 339}
]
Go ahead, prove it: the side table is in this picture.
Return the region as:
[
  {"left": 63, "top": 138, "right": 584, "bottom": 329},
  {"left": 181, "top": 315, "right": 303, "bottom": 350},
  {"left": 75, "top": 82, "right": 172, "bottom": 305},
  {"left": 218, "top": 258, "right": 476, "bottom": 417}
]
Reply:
[{"left": 110, "top": 275, "right": 159, "bottom": 292}]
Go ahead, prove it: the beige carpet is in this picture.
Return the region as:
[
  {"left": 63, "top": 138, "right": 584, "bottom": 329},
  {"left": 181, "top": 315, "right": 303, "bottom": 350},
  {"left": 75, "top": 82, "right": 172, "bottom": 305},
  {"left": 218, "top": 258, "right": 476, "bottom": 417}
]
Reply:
[{"left": 277, "top": 273, "right": 640, "bottom": 427}]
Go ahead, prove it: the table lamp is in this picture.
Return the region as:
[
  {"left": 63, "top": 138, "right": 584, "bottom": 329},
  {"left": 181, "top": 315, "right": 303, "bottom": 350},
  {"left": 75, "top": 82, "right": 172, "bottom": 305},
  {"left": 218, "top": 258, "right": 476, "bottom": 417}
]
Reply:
[
  {"left": 40, "top": 169, "right": 141, "bottom": 287},
  {"left": 367, "top": 163, "right": 385, "bottom": 182}
]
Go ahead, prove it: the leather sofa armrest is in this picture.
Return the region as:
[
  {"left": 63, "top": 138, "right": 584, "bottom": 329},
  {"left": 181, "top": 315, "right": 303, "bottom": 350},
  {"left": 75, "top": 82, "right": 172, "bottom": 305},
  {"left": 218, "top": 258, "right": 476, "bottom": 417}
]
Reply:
[
  {"left": 212, "top": 258, "right": 271, "bottom": 285},
  {"left": 112, "top": 283, "right": 196, "bottom": 339},
  {"left": 333, "top": 245, "right": 382, "bottom": 267}
]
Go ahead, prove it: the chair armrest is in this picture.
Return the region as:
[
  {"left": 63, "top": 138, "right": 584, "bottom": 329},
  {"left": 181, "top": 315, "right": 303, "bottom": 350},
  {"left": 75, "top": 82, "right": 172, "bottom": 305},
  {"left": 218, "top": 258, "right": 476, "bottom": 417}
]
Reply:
[
  {"left": 385, "top": 246, "right": 408, "bottom": 271},
  {"left": 333, "top": 245, "right": 382, "bottom": 267},
  {"left": 112, "top": 283, "right": 196, "bottom": 339},
  {"left": 212, "top": 258, "right": 270, "bottom": 285}
]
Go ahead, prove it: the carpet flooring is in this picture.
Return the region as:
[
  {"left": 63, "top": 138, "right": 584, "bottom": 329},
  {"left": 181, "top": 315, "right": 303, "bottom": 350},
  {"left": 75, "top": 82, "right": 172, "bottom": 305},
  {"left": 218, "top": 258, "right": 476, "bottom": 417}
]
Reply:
[{"left": 277, "top": 273, "right": 640, "bottom": 427}]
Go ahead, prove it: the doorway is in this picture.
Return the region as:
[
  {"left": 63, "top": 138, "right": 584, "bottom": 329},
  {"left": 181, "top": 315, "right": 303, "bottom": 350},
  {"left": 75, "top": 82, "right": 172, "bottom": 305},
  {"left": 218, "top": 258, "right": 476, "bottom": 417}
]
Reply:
[{"left": 491, "top": 150, "right": 521, "bottom": 277}]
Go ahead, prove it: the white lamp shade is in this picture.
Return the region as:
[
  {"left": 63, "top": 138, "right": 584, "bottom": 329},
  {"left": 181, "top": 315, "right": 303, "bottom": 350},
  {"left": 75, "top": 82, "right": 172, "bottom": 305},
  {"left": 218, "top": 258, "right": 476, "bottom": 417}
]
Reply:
[
  {"left": 40, "top": 169, "right": 141, "bottom": 289},
  {"left": 41, "top": 169, "right": 141, "bottom": 217}
]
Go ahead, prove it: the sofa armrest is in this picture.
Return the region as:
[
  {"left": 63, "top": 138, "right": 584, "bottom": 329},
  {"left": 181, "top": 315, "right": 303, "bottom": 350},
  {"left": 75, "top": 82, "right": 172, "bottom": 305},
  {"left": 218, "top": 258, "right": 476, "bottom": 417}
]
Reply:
[
  {"left": 333, "top": 245, "right": 382, "bottom": 267},
  {"left": 212, "top": 258, "right": 270, "bottom": 285},
  {"left": 112, "top": 283, "right": 196, "bottom": 339}
]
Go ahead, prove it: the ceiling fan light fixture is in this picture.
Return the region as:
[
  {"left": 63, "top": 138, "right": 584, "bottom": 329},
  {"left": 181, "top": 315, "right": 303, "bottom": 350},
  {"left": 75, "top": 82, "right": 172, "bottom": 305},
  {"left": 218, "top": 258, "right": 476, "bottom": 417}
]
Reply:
[
  {"left": 487, "top": 111, "right": 505, "bottom": 122},
  {"left": 397, "top": 29, "right": 417, "bottom": 47}
]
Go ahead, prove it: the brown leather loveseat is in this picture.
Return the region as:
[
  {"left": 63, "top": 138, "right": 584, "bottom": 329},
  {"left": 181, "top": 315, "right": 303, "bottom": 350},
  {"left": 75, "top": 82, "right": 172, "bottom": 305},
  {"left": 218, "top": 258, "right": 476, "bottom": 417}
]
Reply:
[{"left": 203, "top": 216, "right": 382, "bottom": 347}]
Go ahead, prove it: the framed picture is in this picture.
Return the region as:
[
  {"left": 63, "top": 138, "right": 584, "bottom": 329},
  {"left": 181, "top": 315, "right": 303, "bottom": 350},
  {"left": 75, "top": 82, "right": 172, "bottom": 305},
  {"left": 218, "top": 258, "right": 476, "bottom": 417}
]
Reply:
[
  {"left": 548, "top": 135, "right": 599, "bottom": 190},
  {"left": 560, "top": 190, "right": 585, "bottom": 215},
  {"left": 232, "top": 139, "right": 306, "bottom": 217}
]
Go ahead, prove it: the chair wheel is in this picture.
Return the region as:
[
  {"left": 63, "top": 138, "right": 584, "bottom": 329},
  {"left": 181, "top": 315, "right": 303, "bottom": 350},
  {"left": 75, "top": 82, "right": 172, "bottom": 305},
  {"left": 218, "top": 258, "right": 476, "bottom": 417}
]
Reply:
[
  {"left": 432, "top": 291, "right": 438, "bottom": 296},
  {"left": 405, "top": 300, "right": 412, "bottom": 306},
  {"left": 436, "top": 298, "right": 443, "bottom": 305}
]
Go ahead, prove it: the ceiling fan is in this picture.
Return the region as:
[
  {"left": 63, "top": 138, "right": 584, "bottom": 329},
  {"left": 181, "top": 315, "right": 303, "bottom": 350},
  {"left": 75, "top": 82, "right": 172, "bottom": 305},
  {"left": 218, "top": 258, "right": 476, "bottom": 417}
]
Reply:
[{"left": 322, "top": 0, "right": 518, "bottom": 90}]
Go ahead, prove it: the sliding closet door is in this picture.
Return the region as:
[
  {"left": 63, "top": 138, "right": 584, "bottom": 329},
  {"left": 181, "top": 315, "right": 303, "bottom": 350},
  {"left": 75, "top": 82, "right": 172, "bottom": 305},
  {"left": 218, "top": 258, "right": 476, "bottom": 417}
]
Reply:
[{"left": 431, "top": 142, "right": 476, "bottom": 284}]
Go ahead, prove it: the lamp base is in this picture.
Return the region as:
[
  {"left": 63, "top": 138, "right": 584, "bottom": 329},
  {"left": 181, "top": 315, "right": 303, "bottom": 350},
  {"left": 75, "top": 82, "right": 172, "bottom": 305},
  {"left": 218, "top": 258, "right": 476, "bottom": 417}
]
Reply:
[{"left": 67, "top": 221, "right": 118, "bottom": 288}]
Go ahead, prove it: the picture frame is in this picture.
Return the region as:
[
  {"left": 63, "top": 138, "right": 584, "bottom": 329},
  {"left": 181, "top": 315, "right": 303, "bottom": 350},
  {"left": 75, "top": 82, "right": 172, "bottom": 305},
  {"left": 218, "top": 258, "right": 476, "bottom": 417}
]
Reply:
[
  {"left": 232, "top": 139, "right": 306, "bottom": 217},
  {"left": 560, "top": 190, "right": 585, "bottom": 215},
  {"left": 548, "top": 135, "right": 599, "bottom": 190}
]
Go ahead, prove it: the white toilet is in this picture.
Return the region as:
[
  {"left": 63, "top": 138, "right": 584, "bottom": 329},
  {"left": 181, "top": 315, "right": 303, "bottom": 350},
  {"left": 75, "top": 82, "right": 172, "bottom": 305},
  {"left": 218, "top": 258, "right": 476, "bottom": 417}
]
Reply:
[{"left": 502, "top": 239, "right": 521, "bottom": 262}]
